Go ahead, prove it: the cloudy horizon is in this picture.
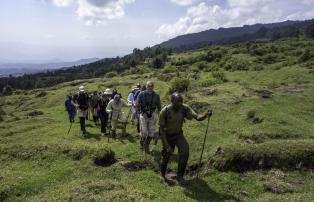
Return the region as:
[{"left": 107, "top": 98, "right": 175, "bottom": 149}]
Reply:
[{"left": 1, "top": 0, "right": 314, "bottom": 63}]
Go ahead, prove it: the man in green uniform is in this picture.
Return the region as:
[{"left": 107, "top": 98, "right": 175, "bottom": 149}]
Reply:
[{"left": 159, "top": 92, "right": 212, "bottom": 186}]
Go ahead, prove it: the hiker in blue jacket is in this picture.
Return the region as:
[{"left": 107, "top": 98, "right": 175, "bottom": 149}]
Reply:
[{"left": 65, "top": 95, "right": 76, "bottom": 123}]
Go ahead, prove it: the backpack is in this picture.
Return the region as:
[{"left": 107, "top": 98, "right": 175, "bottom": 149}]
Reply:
[
  {"left": 134, "top": 90, "right": 140, "bottom": 101},
  {"left": 65, "top": 99, "right": 75, "bottom": 111},
  {"left": 77, "top": 92, "right": 89, "bottom": 110},
  {"left": 139, "top": 91, "right": 157, "bottom": 116}
]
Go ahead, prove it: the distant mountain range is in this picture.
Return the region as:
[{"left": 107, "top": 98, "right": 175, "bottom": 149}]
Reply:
[
  {"left": 0, "top": 58, "right": 99, "bottom": 77},
  {"left": 157, "top": 19, "right": 314, "bottom": 50}
]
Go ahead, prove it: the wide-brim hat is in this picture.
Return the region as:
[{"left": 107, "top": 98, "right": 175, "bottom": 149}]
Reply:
[
  {"left": 103, "top": 88, "right": 112, "bottom": 95},
  {"left": 79, "top": 86, "right": 85, "bottom": 92}
]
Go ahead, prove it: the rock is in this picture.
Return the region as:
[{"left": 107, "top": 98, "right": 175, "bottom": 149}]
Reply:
[
  {"left": 283, "top": 87, "right": 305, "bottom": 93},
  {"left": 157, "top": 73, "right": 174, "bottom": 82},
  {"left": 36, "top": 91, "right": 47, "bottom": 97},
  {"left": 188, "top": 101, "right": 211, "bottom": 113},
  {"left": 252, "top": 117, "right": 264, "bottom": 124},
  {"left": 200, "top": 88, "right": 218, "bottom": 96},
  {"left": 256, "top": 90, "right": 273, "bottom": 98},
  {"left": 244, "top": 139, "right": 255, "bottom": 144},
  {"left": 26, "top": 110, "right": 44, "bottom": 117}
]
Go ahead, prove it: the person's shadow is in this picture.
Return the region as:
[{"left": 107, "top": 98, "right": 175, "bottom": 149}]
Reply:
[
  {"left": 83, "top": 131, "right": 101, "bottom": 140},
  {"left": 117, "top": 133, "right": 136, "bottom": 143},
  {"left": 184, "top": 178, "right": 239, "bottom": 202}
]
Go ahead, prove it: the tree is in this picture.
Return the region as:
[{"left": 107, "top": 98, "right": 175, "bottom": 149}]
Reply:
[
  {"left": 151, "top": 56, "right": 165, "bottom": 69},
  {"left": 305, "top": 23, "right": 314, "bottom": 38},
  {"left": 2, "top": 84, "right": 13, "bottom": 96}
]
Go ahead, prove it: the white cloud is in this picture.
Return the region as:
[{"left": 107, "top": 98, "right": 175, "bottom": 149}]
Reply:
[
  {"left": 170, "top": 0, "right": 201, "bottom": 6},
  {"left": 157, "top": 0, "right": 314, "bottom": 39},
  {"left": 46, "top": 0, "right": 74, "bottom": 7},
  {"left": 302, "top": 0, "right": 314, "bottom": 5},
  {"left": 77, "top": 0, "right": 135, "bottom": 25},
  {"left": 44, "top": 34, "right": 57, "bottom": 39},
  {"left": 46, "top": 0, "right": 135, "bottom": 25}
]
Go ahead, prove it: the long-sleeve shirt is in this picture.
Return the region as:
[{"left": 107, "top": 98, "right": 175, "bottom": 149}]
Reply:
[{"left": 106, "top": 99, "right": 129, "bottom": 114}]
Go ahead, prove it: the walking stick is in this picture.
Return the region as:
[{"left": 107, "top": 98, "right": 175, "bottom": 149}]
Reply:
[
  {"left": 197, "top": 115, "right": 210, "bottom": 178},
  {"left": 108, "top": 111, "right": 112, "bottom": 143},
  {"left": 126, "top": 105, "right": 132, "bottom": 121},
  {"left": 67, "top": 122, "right": 73, "bottom": 135}
]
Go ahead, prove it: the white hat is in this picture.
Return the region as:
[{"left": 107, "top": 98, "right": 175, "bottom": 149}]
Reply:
[
  {"left": 103, "top": 88, "right": 112, "bottom": 95},
  {"left": 79, "top": 86, "right": 85, "bottom": 92}
]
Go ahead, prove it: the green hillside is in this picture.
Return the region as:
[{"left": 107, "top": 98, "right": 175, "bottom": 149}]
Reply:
[{"left": 1, "top": 38, "right": 314, "bottom": 201}]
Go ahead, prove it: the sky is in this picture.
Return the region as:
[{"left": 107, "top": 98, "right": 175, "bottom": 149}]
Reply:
[{"left": 0, "top": 0, "right": 314, "bottom": 63}]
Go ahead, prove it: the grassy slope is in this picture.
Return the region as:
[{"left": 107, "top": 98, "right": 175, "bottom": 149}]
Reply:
[{"left": 1, "top": 38, "right": 314, "bottom": 201}]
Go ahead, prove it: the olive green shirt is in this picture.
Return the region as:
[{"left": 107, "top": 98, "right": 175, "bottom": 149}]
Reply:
[{"left": 159, "top": 104, "right": 198, "bottom": 135}]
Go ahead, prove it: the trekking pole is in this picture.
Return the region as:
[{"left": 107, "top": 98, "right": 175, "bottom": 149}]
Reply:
[
  {"left": 126, "top": 105, "right": 132, "bottom": 121},
  {"left": 197, "top": 115, "right": 210, "bottom": 178},
  {"left": 108, "top": 111, "right": 113, "bottom": 143},
  {"left": 66, "top": 122, "right": 73, "bottom": 135}
]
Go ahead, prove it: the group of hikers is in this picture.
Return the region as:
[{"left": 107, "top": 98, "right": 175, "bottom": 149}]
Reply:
[{"left": 64, "top": 81, "right": 212, "bottom": 186}]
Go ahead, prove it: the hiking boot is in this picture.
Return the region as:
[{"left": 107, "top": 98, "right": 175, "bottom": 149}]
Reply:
[
  {"left": 176, "top": 176, "right": 188, "bottom": 186},
  {"left": 160, "top": 175, "right": 175, "bottom": 186}
]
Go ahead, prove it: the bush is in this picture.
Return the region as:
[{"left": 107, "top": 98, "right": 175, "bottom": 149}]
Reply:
[
  {"left": 212, "top": 71, "right": 228, "bottom": 83},
  {"left": 305, "top": 23, "right": 314, "bottom": 38},
  {"left": 251, "top": 63, "right": 264, "bottom": 71},
  {"left": 199, "top": 80, "right": 216, "bottom": 87},
  {"left": 151, "top": 56, "right": 165, "bottom": 68},
  {"left": 168, "top": 77, "right": 190, "bottom": 94},
  {"left": 298, "top": 49, "right": 312, "bottom": 63},
  {"left": 161, "top": 65, "right": 177, "bottom": 74},
  {"left": 105, "top": 71, "right": 118, "bottom": 78},
  {"left": 202, "top": 50, "right": 223, "bottom": 62},
  {"left": 121, "top": 67, "right": 150, "bottom": 76},
  {"left": 2, "top": 84, "right": 13, "bottom": 96},
  {"left": 196, "top": 61, "right": 207, "bottom": 70},
  {"left": 203, "top": 63, "right": 219, "bottom": 72},
  {"left": 223, "top": 58, "right": 250, "bottom": 71},
  {"left": 260, "top": 53, "right": 278, "bottom": 64}
]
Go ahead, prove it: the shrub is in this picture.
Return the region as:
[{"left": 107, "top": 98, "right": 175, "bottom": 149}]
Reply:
[
  {"left": 202, "top": 50, "right": 223, "bottom": 62},
  {"left": 199, "top": 80, "right": 216, "bottom": 88},
  {"left": 251, "top": 63, "right": 264, "bottom": 71},
  {"left": 161, "top": 65, "right": 177, "bottom": 74},
  {"left": 2, "top": 84, "right": 13, "bottom": 96},
  {"left": 305, "top": 23, "right": 314, "bottom": 38},
  {"left": 168, "top": 77, "right": 190, "bottom": 94},
  {"left": 203, "top": 63, "right": 219, "bottom": 72},
  {"left": 105, "top": 71, "right": 118, "bottom": 78},
  {"left": 196, "top": 61, "right": 207, "bottom": 70},
  {"left": 261, "top": 53, "right": 278, "bottom": 64},
  {"left": 121, "top": 67, "right": 150, "bottom": 76},
  {"left": 151, "top": 56, "right": 165, "bottom": 68},
  {"left": 298, "top": 49, "right": 312, "bottom": 63},
  {"left": 212, "top": 71, "right": 227, "bottom": 83},
  {"left": 189, "top": 65, "right": 200, "bottom": 73},
  {"left": 223, "top": 58, "right": 250, "bottom": 71}
]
